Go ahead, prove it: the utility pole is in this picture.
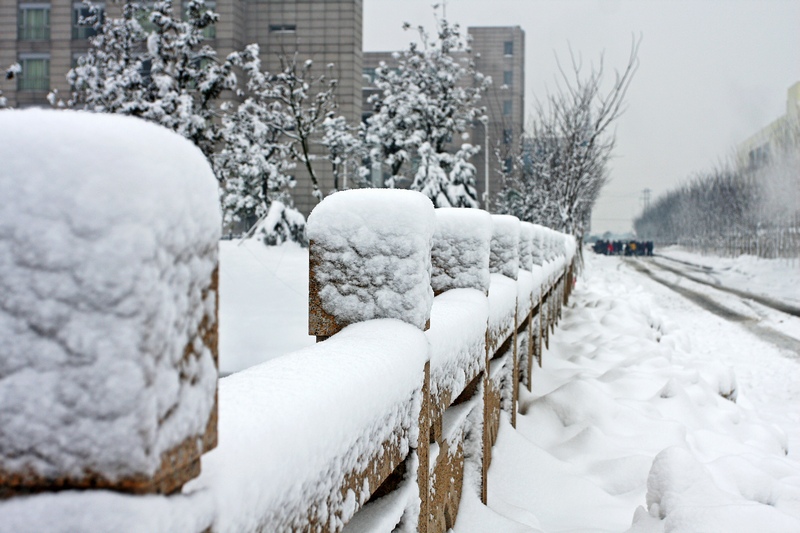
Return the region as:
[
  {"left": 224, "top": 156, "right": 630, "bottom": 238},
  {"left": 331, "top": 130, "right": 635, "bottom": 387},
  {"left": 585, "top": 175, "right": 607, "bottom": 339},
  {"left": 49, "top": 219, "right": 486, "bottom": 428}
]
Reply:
[{"left": 641, "top": 188, "right": 651, "bottom": 211}]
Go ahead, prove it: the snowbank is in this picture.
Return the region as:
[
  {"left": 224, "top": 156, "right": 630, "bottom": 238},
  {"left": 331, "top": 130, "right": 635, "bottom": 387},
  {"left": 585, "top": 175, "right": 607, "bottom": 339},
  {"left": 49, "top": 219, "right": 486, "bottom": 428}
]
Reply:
[
  {"left": 307, "top": 190, "right": 435, "bottom": 333},
  {"left": 0, "top": 110, "right": 219, "bottom": 490},
  {"left": 187, "top": 319, "right": 429, "bottom": 532},
  {"left": 431, "top": 208, "right": 492, "bottom": 295}
]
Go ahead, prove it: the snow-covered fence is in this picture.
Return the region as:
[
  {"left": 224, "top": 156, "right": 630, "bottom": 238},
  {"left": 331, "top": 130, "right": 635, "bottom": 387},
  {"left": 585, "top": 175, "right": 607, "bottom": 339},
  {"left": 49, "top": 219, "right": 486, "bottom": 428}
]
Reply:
[
  {"left": 0, "top": 111, "right": 220, "bottom": 500},
  {"left": 0, "top": 116, "right": 576, "bottom": 533},
  {"left": 303, "top": 192, "right": 576, "bottom": 532}
]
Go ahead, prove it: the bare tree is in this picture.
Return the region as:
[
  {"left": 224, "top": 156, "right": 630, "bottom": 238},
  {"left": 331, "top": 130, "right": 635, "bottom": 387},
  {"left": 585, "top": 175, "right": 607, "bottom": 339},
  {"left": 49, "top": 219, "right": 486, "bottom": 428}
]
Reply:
[{"left": 497, "top": 38, "right": 640, "bottom": 246}]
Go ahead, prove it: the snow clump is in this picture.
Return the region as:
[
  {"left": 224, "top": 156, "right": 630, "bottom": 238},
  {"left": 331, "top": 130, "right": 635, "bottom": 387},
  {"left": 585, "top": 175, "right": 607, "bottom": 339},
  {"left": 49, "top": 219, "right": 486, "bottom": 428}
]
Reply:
[{"left": 518, "top": 221, "right": 534, "bottom": 271}]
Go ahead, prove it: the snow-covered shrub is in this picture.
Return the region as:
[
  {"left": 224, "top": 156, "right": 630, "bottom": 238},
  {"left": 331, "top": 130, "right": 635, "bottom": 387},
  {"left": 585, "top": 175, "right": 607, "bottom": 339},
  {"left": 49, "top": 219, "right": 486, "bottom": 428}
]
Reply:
[
  {"left": 307, "top": 190, "right": 436, "bottom": 334},
  {"left": 253, "top": 201, "right": 306, "bottom": 246},
  {"left": 489, "top": 215, "right": 520, "bottom": 280},
  {"left": 431, "top": 208, "right": 492, "bottom": 295},
  {"left": 0, "top": 110, "right": 219, "bottom": 493},
  {"left": 519, "top": 221, "right": 534, "bottom": 271}
]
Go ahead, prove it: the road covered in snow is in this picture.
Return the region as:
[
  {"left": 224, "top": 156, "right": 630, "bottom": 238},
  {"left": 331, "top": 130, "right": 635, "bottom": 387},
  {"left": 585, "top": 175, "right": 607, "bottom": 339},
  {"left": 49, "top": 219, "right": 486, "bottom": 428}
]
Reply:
[{"left": 456, "top": 252, "right": 800, "bottom": 533}]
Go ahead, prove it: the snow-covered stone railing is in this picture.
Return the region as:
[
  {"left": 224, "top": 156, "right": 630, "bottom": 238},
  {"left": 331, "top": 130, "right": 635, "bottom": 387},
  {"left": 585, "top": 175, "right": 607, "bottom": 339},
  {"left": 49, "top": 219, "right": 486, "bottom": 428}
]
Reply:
[
  {"left": 0, "top": 111, "right": 575, "bottom": 533},
  {"left": 302, "top": 191, "right": 577, "bottom": 532}
]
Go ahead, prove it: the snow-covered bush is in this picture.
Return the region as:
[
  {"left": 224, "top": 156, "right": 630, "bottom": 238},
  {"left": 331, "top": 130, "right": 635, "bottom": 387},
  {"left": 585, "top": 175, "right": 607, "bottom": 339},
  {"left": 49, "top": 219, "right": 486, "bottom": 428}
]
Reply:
[
  {"left": 0, "top": 110, "right": 220, "bottom": 493},
  {"left": 489, "top": 215, "right": 521, "bottom": 280},
  {"left": 431, "top": 208, "right": 492, "bottom": 295},
  {"left": 307, "top": 190, "right": 436, "bottom": 334},
  {"left": 252, "top": 201, "right": 306, "bottom": 246}
]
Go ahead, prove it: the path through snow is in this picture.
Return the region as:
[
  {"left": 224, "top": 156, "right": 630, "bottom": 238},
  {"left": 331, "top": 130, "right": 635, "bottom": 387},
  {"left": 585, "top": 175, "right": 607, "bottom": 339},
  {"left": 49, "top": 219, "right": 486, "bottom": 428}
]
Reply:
[{"left": 456, "top": 253, "right": 800, "bottom": 533}]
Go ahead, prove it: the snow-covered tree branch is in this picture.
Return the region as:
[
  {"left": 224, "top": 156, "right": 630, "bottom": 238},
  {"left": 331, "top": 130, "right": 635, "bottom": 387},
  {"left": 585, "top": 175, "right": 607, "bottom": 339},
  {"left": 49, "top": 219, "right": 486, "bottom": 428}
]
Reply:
[
  {"left": 497, "top": 39, "right": 639, "bottom": 244},
  {"left": 364, "top": 15, "right": 490, "bottom": 207}
]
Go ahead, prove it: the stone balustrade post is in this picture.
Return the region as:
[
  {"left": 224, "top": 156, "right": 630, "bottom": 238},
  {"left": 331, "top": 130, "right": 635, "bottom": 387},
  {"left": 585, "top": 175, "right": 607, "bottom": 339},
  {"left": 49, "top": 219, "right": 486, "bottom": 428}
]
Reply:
[
  {"left": 306, "top": 189, "right": 436, "bottom": 533},
  {"left": 0, "top": 110, "right": 220, "bottom": 498}
]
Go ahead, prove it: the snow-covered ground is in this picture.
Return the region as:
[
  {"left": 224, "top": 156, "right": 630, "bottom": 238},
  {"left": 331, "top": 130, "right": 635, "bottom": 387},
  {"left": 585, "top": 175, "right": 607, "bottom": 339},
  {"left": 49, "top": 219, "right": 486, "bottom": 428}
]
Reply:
[
  {"left": 456, "top": 252, "right": 800, "bottom": 533},
  {"left": 218, "top": 239, "right": 313, "bottom": 374},
  {"left": 657, "top": 246, "right": 800, "bottom": 307},
  {"left": 218, "top": 241, "right": 800, "bottom": 531}
]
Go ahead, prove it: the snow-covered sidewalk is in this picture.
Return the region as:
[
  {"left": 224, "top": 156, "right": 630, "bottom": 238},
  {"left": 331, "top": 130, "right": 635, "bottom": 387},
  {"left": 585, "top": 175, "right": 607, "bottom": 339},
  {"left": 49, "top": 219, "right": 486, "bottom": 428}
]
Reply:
[{"left": 456, "top": 253, "right": 800, "bottom": 532}]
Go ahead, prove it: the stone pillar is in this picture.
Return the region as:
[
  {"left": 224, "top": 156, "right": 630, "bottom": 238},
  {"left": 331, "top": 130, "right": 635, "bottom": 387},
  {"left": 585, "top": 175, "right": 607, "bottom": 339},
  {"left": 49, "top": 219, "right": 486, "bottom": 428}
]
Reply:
[
  {"left": 307, "top": 189, "right": 436, "bottom": 339},
  {"left": 0, "top": 110, "right": 220, "bottom": 497},
  {"left": 306, "top": 189, "right": 436, "bottom": 532}
]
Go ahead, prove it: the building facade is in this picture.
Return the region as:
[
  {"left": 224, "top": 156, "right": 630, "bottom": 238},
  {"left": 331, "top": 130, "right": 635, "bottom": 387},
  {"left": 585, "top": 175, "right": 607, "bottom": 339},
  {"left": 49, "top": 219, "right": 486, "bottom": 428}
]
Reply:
[
  {"left": 0, "top": 0, "right": 363, "bottom": 216},
  {"left": 361, "top": 26, "right": 525, "bottom": 210},
  {"left": 737, "top": 81, "right": 800, "bottom": 172}
]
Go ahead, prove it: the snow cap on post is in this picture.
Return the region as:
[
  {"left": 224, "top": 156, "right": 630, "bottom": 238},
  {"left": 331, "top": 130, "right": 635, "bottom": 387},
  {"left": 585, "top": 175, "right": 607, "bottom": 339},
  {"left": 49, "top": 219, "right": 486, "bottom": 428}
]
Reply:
[
  {"left": 489, "top": 214, "right": 521, "bottom": 280},
  {"left": 431, "top": 208, "right": 492, "bottom": 295},
  {"left": 0, "top": 110, "right": 220, "bottom": 496},
  {"left": 307, "top": 189, "right": 436, "bottom": 336},
  {"left": 531, "top": 224, "right": 547, "bottom": 266},
  {"left": 519, "top": 221, "right": 534, "bottom": 271}
]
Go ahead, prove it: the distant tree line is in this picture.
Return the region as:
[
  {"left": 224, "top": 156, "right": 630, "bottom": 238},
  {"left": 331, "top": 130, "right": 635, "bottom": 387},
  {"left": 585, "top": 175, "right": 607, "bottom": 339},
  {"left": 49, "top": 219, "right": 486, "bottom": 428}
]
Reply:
[{"left": 634, "top": 121, "right": 800, "bottom": 259}]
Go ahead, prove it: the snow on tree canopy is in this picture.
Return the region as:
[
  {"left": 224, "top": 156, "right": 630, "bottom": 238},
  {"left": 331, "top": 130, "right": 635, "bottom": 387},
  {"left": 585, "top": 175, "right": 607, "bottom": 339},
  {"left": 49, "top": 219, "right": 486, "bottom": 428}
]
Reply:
[
  {"left": 489, "top": 214, "right": 521, "bottom": 280},
  {"left": 307, "top": 189, "right": 435, "bottom": 331},
  {"left": 0, "top": 110, "right": 220, "bottom": 483},
  {"left": 431, "top": 208, "right": 492, "bottom": 295},
  {"left": 518, "top": 221, "right": 534, "bottom": 271}
]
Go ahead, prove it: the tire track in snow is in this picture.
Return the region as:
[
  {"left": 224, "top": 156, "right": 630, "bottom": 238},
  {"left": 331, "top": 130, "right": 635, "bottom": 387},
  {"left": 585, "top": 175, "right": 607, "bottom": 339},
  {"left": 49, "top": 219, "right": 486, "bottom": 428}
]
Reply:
[
  {"left": 624, "top": 259, "right": 800, "bottom": 359},
  {"left": 651, "top": 254, "right": 800, "bottom": 317}
]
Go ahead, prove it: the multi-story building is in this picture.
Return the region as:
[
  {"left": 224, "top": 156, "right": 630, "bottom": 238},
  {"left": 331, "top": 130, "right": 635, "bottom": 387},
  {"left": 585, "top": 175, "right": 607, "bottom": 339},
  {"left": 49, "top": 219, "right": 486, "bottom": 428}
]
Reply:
[
  {"left": 469, "top": 26, "right": 525, "bottom": 209},
  {"left": 737, "top": 81, "right": 800, "bottom": 172},
  {"left": 0, "top": 0, "right": 363, "bottom": 216},
  {"left": 361, "top": 26, "right": 525, "bottom": 210}
]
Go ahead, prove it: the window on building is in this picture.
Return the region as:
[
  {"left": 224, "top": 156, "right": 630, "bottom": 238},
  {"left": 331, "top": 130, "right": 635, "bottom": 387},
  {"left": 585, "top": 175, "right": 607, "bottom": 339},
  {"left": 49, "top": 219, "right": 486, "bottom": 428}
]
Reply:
[
  {"left": 362, "top": 67, "right": 376, "bottom": 86},
  {"left": 18, "top": 54, "right": 50, "bottom": 91},
  {"left": 503, "top": 100, "right": 512, "bottom": 116},
  {"left": 503, "top": 128, "right": 513, "bottom": 145},
  {"left": 183, "top": 1, "right": 216, "bottom": 39},
  {"left": 73, "top": 2, "right": 104, "bottom": 40},
  {"left": 269, "top": 23, "right": 296, "bottom": 33},
  {"left": 504, "top": 41, "right": 513, "bottom": 56},
  {"left": 503, "top": 70, "right": 513, "bottom": 87},
  {"left": 504, "top": 157, "right": 513, "bottom": 173},
  {"left": 19, "top": 4, "right": 50, "bottom": 41}
]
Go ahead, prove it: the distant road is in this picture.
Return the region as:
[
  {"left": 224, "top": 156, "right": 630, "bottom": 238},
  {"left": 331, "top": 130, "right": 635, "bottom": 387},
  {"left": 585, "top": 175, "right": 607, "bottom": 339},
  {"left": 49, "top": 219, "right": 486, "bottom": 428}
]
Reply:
[
  {"left": 625, "top": 258, "right": 800, "bottom": 359},
  {"left": 652, "top": 254, "right": 800, "bottom": 318}
]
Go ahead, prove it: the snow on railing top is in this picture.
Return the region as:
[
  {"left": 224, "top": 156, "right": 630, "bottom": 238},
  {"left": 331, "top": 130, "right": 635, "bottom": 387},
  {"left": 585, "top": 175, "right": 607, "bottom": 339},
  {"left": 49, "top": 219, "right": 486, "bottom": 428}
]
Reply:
[
  {"left": 431, "top": 207, "right": 492, "bottom": 295},
  {"left": 0, "top": 110, "right": 219, "bottom": 493},
  {"left": 489, "top": 214, "right": 521, "bottom": 280},
  {"left": 307, "top": 189, "right": 436, "bottom": 335},
  {"left": 188, "top": 320, "right": 429, "bottom": 533}
]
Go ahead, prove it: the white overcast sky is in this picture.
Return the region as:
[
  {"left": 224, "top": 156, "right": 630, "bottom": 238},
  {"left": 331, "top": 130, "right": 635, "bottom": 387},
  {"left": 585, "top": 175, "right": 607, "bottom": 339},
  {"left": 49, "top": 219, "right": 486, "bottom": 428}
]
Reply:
[{"left": 364, "top": 0, "right": 800, "bottom": 234}]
